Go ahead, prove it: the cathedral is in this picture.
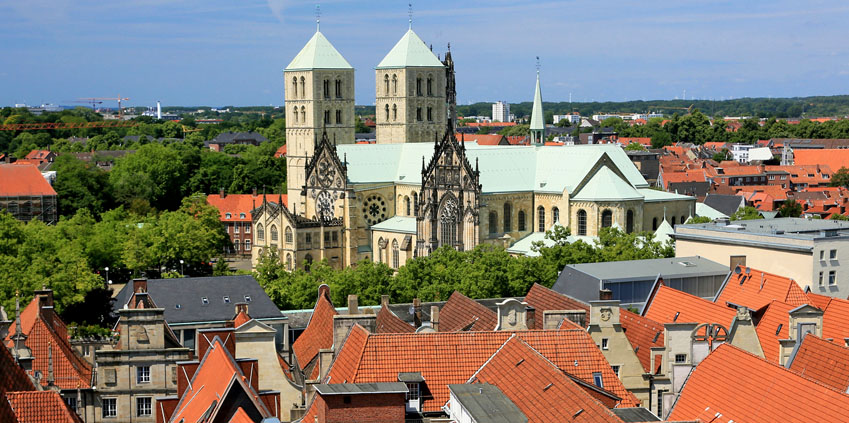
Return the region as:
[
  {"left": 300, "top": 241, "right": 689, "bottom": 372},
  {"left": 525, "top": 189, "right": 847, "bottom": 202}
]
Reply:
[{"left": 250, "top": 23, "right": 695, "bottom": 270}]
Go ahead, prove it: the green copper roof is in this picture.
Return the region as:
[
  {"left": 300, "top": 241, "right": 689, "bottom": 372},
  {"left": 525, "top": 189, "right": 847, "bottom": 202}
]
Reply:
[
  {"left": 638, "top": 188, "right": 693, "bottom": 202},
  {"left": 370, "top": 216, "right": 416, "bottom": 234},
  {"left": 376, "top": 29, "right": 444, "bottom": 69},
  {"left": 506, "top": 226, "right": 596, "bottom": 257},
  {"left": 654, "top": 218, "right": 674, "bottom": 244},
  {"left": 570, "top": 166, "right": 643, "bottom": 202},
  {"left": 529, "top": 72, "right": 545, "bottom": 131},
  {"left": 285, "top": 31, "right": 352, "bottom": 71}
]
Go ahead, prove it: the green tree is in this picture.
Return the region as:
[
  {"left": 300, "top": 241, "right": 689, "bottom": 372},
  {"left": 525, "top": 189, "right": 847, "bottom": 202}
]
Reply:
[
  {"left": 778, "top": 199, "right": 803, "bottom": 218},
  {"left": 730, "top": 206, "right": 764, "bottom": 221},
  {"left": 52, "top": 155, "right": 113, "bottom": 217},
  {"left": 110, "top": 143, "right": 188, "bottom": 210},
  {"left": 829, "top": 214, "right": 849, "bottom": 221},
  {"left": 686, "top": 216, "right": 713, "bottom": 224},
  {"left": 831, "top": 167, "right": 849, "bottom": 188},
  {"left": 624, "top": 142, "right": 645, "bottom": 151}
]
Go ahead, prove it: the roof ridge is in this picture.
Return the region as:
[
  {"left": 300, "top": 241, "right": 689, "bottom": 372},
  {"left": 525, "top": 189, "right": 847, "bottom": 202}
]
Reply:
[{"left": 466, "top": 334, "right": 516, "bottom": 384}]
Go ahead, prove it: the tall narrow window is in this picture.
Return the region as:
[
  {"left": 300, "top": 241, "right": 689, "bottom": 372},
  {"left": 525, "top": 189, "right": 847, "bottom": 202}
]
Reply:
[
  {"left": 518, "top": 210, "right": 526, "bottom": 231},
  {"left": 538, "top": 206, "right": 545, "bottom": 232},
  {"left": 292, "top": 77, "right": 298, "bottom": 98},
  {"left": 324, "top": 110, "right": 331, "bottom": 124},
  {"left": 323, "top": 80, "right": 330, "bottom": 99},
  {"left": 257, "top": 223, "right": 264, "bottom": 241},
  {"left": 384, "top": 74, "right": 390, "bottom": 94},
  {"left": 300, "top": 106, "right": 306, "bottom": 123},
  {"left": 270, "top": 225, "right": 278, "bottom": 241},
  {"left": 416, "top": 107, "right": 422, "bottom": 121},
  {"left": 378, "top": 238, "right": 384, "bottom": 263},
  {"left": 385, "top": 104, "right": 390, "bottom": 121},
  {"left": 427, "top": 107, "right": 433, "bottom": 121},
  {"left": 286, "top": 253, "right": 292, "bottom": 270},
  {"left": 285, "top": 227, "right": 293, "bottom": 244},
  {"left": 552, "top": 207, "right": 560, "bottom": 224},
  {"left": 392, "top": 239, "right": 400, "bottom": 269},
  {"left": 412, "top": 192, "right": 418, "bottom": 214},
  {"left": 602, "top": 210, "right": 612, "bottom": 228},
  {"left": 439, "top": 198, "right": 458, "bottom": 248},
  {"left": 299, "top": 77, "right": 305, "bottom": 98},
  {"left": 489, "top": 212, "right": 498, "bottom": 234},
  {"left": 292, "top": 106, "right": 298, "bottom": 124},
  {"left": 392, "top": 104, "right": 397, "bottom": 121},
  {"left": 652, "top": 217, "right": 658, "bottom": 230},
  {"left": 626, "top": 210, "right": 635, "bottom": 233},
  {"left": 405, "top": 197, "right": 411, "bottom": 216},
  {"left": 392, "top": 74, "right": 397, "bottom": 94},
  {"left": 335, "top": 79, "right": 341, "bottom": 98},
  {"left": 336, "top": 110, "right": 342, "bottom": 124},
  {"left": 503, "top": 203, "right": 512, "bottom": 232},
  {"left": 416, "top": 77, "right": 422, "bottom": 96},
  {"left": 427, "top": 76, "right": 433, "bottom": 96},
  {"left": 577, "top": 209, "right": 587, "bottom": 236}
]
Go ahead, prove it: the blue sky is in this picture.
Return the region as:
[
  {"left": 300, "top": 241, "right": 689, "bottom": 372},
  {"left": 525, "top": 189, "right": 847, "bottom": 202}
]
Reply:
[{"left": 2, "top": 0, "right": 848, "bottom": 108}]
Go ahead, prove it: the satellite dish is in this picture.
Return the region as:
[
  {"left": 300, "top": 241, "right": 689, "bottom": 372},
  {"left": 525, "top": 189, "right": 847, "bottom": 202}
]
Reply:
[
  {"left": 745, "top": 267, "right": 751, "bottom": 274},
  {"left": 734, "top": 266, "right": 741, "bottom": 274}
]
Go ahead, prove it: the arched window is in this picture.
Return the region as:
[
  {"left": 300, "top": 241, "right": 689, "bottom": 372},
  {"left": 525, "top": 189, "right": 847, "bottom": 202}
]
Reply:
[
  {"left": 405, "top": 196, "right": 411, "bottom": 216},
  {"left": 412, "top": 192, "right": 418, "bottom": 214},
  {"left": 270, "top": 225, "right": 278, "bottom": 241},
  {"left": 489, "top": 211, "right": 498, "bottom": 234},
  {"left": 601, "top": 210, "right": 613, "bottom": 228},
  {"left": 552, "top": 207, "right": 560, "bottom": 225},
  {"left": 377, "top": 238, "right": 384, "bottom": 263},
  {"left": 416, "top": 107, "right": 422, "bottom": 121},
  {"left": 384, "top": 74, "right": 389, "bottom": 95},
  {"left": 299, "top": 77, "right": 305, "bottom": 99},
  {"left": 427, "top": 76, "right": 433, "bottom": 96},
  {"left": 285, "top": 227, "right": 293, "bottom": 244},
  {"left": 286, "top": 253, "right": 292, "bottom": 271},
  {"left": 626, "top": 210, "right": 635, "bottom": 233},
  {"left": 336, "top": 109, "right": 342, "bottom": 124},
  {"left": 291, "top": 77, "right": 297, "bottom": 98},
  {"left": 416, "top": 77, "right": 422, "bottom": 96},
  {"left": 384, "top": 104, "right": 390, "bottom": 122},
  {"left": 577, "top": 209, "right": 587, "bottom": 236},
  {"left": 392, "top": 74, "right": 397, "bottom": 94},
  {"left": 537, "top": 206, "right": 545, "bottom": 232},
  {"left": 292, "top": 106, "right": 298, "bottom": 124},
  {"left": 680, "top": 216, "right": 686, "bottom": 225},
  {"left": 439, "top": 197, "right": 458, "bottom": 248},
  {"left": 257, "top": 223, "right": 264, "bottom": 241},
  {"left": 392, "top": 104, "right": 397, "bottom": 121},
  {"left": 323, "top": 79, "right": 330, "bottom": 99},
  {"left": 335, "top": 79, "right": 341, "bottom": 98},
  {"left": 300, "top": 106, "right": 306, "bottom": 123},
  {"left": 652, "top": 217, "right": 658, "bottom": 231},
  {"left": 518, "top": 210, "right": 526, "bottom": 231},
  {"left": 427, "top": 107, "right": 433, "bottom": 121},
  {"left": 392, "top": 239, "right": 400, "bottom": 269},
  {"left": 503, "top": 203, "right": 512, "bottom": 232}
]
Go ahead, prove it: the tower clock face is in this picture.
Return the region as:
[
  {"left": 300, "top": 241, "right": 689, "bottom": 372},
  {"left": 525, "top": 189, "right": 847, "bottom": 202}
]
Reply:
[
  {"left": 362, "top": 194, "right": 387, "bottom": 226},
  {"left": 317, "top": 191, "right": 334, "bottom": 221}
]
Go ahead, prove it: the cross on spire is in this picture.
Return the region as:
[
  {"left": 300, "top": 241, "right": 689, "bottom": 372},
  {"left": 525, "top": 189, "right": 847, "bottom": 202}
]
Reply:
[
  {"left": 316, "top": 4, "right": 321, "bottom": 32},
  {"left": 408, "top": 3, "right": 413, "bottom": 29}
]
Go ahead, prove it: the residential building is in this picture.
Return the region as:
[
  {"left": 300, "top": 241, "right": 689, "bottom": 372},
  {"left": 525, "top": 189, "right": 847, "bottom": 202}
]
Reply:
[
  {"left": 206, "top": 190, "right": 260, "bottom": 257},
  {"left": 112, "top": 276, "right": 288, "bottom": 352},
  {"left": 491, "top": 101, "right": 510, "bottom": 122},
  {"left": 701, "top": 194, "right": 745, "bottom": 217},
  {"left": 674, "top": 217, "right": 849, "bottom": 296},
  {"left": 552, "top": 256, "right": 730, "bottom": 311},
  {"left": 312, "top": 383, "right": 407, "bottom": 423},
  {"left": 553, "top": 113, "right": 581, "bottom": 125},
  {"left": 730, "top": 143, "right": 754, "bottom": 163},
  {"left": 5, "top": 391, "right": 83, "bottom": 423},
  {"left": 203, "top": 131, "right": 268, "bottom": 151},
  {"left": 0, "top": 164, "right": 57, "bottom": 224}
]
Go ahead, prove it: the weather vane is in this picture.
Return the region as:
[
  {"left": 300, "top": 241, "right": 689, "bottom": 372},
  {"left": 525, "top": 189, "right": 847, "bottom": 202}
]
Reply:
[
  {"left": 316, "top": 4, "right": 321, "bottom": 31},
  {"left": 409, "top": 3, "right": 413, "bottom": 29}
]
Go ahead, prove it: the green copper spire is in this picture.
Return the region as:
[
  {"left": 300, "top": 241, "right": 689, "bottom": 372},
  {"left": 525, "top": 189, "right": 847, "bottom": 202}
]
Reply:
[
  {"left": 285, "top": 29, "right": 353, "bottom": 71},
  {"left": 376, "top": 29, "right": 444, "bottom": 69},
  {"left": 530, "top": 60, "right": 545, "bottom": 144}
]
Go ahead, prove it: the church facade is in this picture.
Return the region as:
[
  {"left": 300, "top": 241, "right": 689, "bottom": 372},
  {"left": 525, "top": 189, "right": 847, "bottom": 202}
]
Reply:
[{"left": 251, "top": 24, "right": 695, "bottom": 270}]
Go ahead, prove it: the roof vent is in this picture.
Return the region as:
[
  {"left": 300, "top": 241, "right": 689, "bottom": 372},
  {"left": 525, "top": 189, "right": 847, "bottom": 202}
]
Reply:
[
  {"left": 673, "top": 312, "right": 680, "bottom": 322},
  {"left": 678, "top": 261, "right": 695, "bottom": 267}
]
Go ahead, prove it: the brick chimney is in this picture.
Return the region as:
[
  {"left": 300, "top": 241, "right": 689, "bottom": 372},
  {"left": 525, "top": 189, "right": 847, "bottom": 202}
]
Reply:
[
  {"left": 430, "top": 306, "right": 440, "bottom": 332},
  {"left": 34, "top": 287, "right": 54, "bottom": 307},
  {"left": 526, "top": 306, "right": 536, "bottom": 330},
  {"left": 413, "top": 298, "right": 422, "bottom": 328},
  {"left": 599, "top": 289, "right": 613, "bottom": 301},
  {"left": 132, "top": 278, "right": 148, "bottom": 293},
  {"left": 220, "top": 188, "right": 226, "bottom": 198}
]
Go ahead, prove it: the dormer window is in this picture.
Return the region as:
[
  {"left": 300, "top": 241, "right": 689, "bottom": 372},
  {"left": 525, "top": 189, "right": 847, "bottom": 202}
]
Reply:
[
  {"left": 244, "top": 295, "right": 252, "bottom": 302},
  {"left": 675, "top": 354, "right": 687, "bottom": 363},
  {"left": 399, "top": 372, "right": 424, "bottom": 413},
  {"left": 175, "top": 304, "right": 182, "bottom": 309},
  {"left": 592, "top": 372, "right": 603, "bottom": 387},
  {"left": 225, "top": 213, "right": 231, "bottom": 219},
  {"left": 673, "top": 312, "right": 680, "bottom": 322},
  {"left": 201, "top": 297, "right": 209, "bottom": 305},
  {"left": 223, "top": 296, "right": 230, "bottom": 303},
  {"left": 239, "top": 213, "right": 246, "bottom": 219}
]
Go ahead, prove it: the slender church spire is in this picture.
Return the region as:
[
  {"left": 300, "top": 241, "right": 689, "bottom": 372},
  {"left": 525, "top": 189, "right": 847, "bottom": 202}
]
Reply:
[{"left": 529, "top": 56, "right": 545, "bottom": 145}]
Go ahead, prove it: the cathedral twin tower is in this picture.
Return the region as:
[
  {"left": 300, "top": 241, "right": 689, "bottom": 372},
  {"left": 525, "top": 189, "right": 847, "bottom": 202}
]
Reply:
[{"left": 283, "top": 24, "right": 452, "bottom": 211}]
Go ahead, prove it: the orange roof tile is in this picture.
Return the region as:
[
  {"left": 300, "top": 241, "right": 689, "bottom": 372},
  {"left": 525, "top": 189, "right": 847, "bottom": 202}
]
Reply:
[
  {"left": 619, "top": 137, "right": 652, "bottom": 147},
  {"left": 619, "top": 309, "right": 664, "bottom": 373},
  {"left": 6, "top": 391, "right": 82, "bottom": 423},
  {"left": 820, "top": 296, "right": 849, "bottom": 341},
  {"left": 668, "top": 344, "right": 849, "bottom": 422},
  {"left": 788, "top": 334, "right": 849, "bottom": 391},
  {"left": 206, "top": 193, "right": 264, "bottom": 222},
  {"left": 274, "top": 145, "right": 287, "bottom": 158},
  {"left": 471, "top": 336, "right": 622, "bottom": 423},
  {"left": 326, "top": 329, "right": 639, "bottom": 413},
  {"left": 0, "top": 164, "right": 56, "bottom": 196},
  {"left": 643, "top": 285, "right": 737, "bottom": 328},
  {"left": 375, "top": 304, "right": 414, "bottom": 333},
  {"left": 227, "top": 407, "right": 253, "bottom": 423},
  {"left": 523, "top": 283, "right": 588, "bottom": 330},
  {"left": 794, "top": 149, "right": 849, "bottom": 176},
  {"left": 233, "top": 310, "right": 251, "bottom": 328},
  {"left": 292, "top": 286, "right": 338, "bottom": 369},
  {"left": 716, "top": 267, "right": 810, "bottom": 311},
  {"left": 753, "top": 300, "right": 796, "bottom": 363},
  {"left": 0, "top": 343, "right": 37, "bottom": 422},
  {"left": 439, "top": 291, "right": 497, "bottom": 332},
  {"left": 456, "top": 133, "right": 506, "bottom": 146}
]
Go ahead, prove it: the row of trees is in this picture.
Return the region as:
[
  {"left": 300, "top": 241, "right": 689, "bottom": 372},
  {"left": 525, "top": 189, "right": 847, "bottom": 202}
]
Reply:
[{"left": 254, "top": 227, "right": 674, "bottom": 310}]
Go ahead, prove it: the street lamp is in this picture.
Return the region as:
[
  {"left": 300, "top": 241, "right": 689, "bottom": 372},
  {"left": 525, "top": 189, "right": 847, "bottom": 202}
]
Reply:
[
  {"left": 179, "top": 260, "right": 184, "bottom": 277},
  {"left": 104, "top": 267, "right": 109, "bottom": 285}
]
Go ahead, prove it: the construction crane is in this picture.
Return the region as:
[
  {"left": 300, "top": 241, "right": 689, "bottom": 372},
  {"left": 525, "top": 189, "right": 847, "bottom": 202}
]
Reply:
[
  {"left": 70, "top": 99, "right": 103, "bottom": 109},
  {"left": 182, "top": 125, "right": 202, "bottom": 137},
  {"left": 0, "top": 121, "right": 139, "bottom": 131},
  {"left": 78, "top": 95, "right": 130, "bottom": 118}
]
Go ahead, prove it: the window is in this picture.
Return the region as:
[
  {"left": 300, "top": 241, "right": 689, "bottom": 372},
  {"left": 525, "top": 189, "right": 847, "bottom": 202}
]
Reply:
[
  {"left": 225, "top": 212, "right": 231, "bottom": 219},
  {"left": 820, "top": 250, "right": 825, "bottom": 260},
  {"left": 245, "top": 239, "right": 251, "bottom": 250},
  {"left": 427, "top": 106, "right": 433, "bottom": 121},
  {"left": 406, "top": 383, "right": 420, "bottom": 402},
  {"left": 552, "top": 207, "right": 560, "bottom": 224},
  {"left": 292, "top": 106, "right": 298, "bottom": 124},
  {"left": 245, "top": 223, "right": 250, "bottom": 233},
  {"left": 384, "top": 104, "right": 390, "bottom": 121},
  {"left": 384, "top": 74, "right": 389, "bottom": 94},
  {"left": 234, "top": 240, "right": 240, "bottom": 251},
  {"left": 489, "top": 211, "right": 498, "bottom": 234},
  {"left": 611, "top": 365, "right": 620, "bottom": 377},
  {"left": 305, "top": 233, "right": 312, "bottom": 248},
  {"left": 343, "top": 395, "right": 351, "bottom": 404},
  {"left": 427, "top": 76, "right": 433, "bottom": 95},
  {"left": 680, "top": 216, "right": 686, "bottom": 225},
  {"left": 675, "top": 354, "right": 687, "bottom": 363},
  {"left": 270, "top": 225, "right": 278, "bottom": 241},
  {"left": 257, "top": 223, "right": 264, "bottom": 241},
  {"left": 592, "top": 372, "right": 603, "bottom": 388},
  {"left": 518, "top": 210, "right": 526, "bottom": 231},
  {"left": 291, "top": 77, "right": 297, "bottom": 98},
  {"left": 65, "top": 397, "right": 77, "bottom": 412},
  {"left": 324, "top": 110, "right": 331, "bottom": 124},
  {"left": 392, "top": 74, "right": 397, "bottom": 94},
  {"left": 831, "top": 249, "right": 838, "bottom": 260},
  {"left": 601, "top": 210, "right": 613, "bottom": 228},
  {"left": 416, "top": 77, "right": 422, "bottom": 96},
  {"left": 223, "top": 296, "right": 230, "bottom": 303},
  {"left": 137, "top": 366, "right": 150, "bottom": 383},
  {"left": 392, "top": 239, "right": 400, "bottom": 269},
  {"left": 626, "top": 210, "right": 635, "bottom": 233},
  {"left": 300, "top": 106, "right": 306, "bottom": 122},
  {"left": 405, "top": 197, "right": 411, "bottom": 216},
  {"left": 503, "top": 203, "right": 512, "bottom": 232},
  {"left": 577, "top": 209, "right": 587, "bottom": 236},
  {"left": 335, "top": 79, "right": 342, "bottom": 98},
  {"left": 392, "top": 104, "right": 397, "bottom": 121},
  {"left": 244, "top": 295, "right": 252, "bottom": 302},
  {"left": 819, "top": 271, "right": 824, "bottom": 286},
  {"left": 102, "top": 398, "right": 117, "bottom": 418},
  {"left": 323, "top": 79, "right": 330, "bottom": 99},
  {"left": 412, "top": 192, "right": 418, "bottom": 213},
  {"left": 829, "top": 270, "right": 837, "bottom": 285},
  {"left": 538, "top": 206, "right": 546, "bottom": 232},
  {"left": 656, "top": 389, "right": 667, "bottom": 414},
  {"left": 299, "top": 77, "right": 305, "bottom": 98},
  {"left": 416, "top": 107, "right": 422, "bottom": 121},
  {"left": 652, "top": 217, "right": 658, "bottom": 231},
  {"left": 285, "top": 227, "right": 293, "bottom": 244},
  {"left": 137, "top": 397, "right": 151, "bottom": 417},
  {"left": 601, "top": 338, "right": 609, "bottom": 350},
  {"left": 201, "top": 297, "right": 209, "bottom": 305},
  {"left": 234, "top": 223, "right": 240, "bottom": 234},
  {"left": 336, "top": 109, "right": 342, "bottom": 124}
]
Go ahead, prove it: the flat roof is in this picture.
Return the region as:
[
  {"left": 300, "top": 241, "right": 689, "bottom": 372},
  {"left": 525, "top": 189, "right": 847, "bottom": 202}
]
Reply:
[
  {"left": 449, "top": 384, "right": 527, "bottom": 423},
  {"left": 314, "top": 383, "right": 408, "bottom": 395},
  {"left": 565, "top": 256, "right": 728, "bottom": 281},
  {"left": 678, "top": 217, "right": 849, "bottom": 241}
]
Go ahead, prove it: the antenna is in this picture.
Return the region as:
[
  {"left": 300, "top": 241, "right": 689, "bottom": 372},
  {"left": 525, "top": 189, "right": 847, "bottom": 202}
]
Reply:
[
  {"left": 408, "top": 3, "right": 413, "bottom": 29},
  {"left": 315, "top": 4, "right": 321, "bottom": 31}
]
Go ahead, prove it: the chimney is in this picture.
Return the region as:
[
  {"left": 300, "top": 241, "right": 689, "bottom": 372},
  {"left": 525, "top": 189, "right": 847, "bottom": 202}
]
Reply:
[
  {"left": 381, "top": 295, "right": 390, "bottom": 307},
  {"left": 235, "top": 303, "right": 249, "bottom": 316},
  {"left": 252, "top": 187, "right": 257, "bottom": 196},
  {"left": 220, "top": 188, "right": 225, "bottom": 198},
  {"left": 34, "top": 287, "right": 54, "bottom": 307},
  {"left": 730, "top": 255, "right": 746, "bottom": 271},
  {"left": 430, "top": 306, "right": 440, "bottom": 332},
  {"left": 156, "top": 101, "right": 162, "bottom": 120},
  {"left": 599, "top": 289, "right": 613, "bottom": 301},
  {"left": 347, "top": 295, "right": 359, "bottom": 315},
  {"left": 526, "top": 306, "right": 536, "bottom": 329},
  {"left": 413, "top": 298, "right": 422, "bottom": 328},
  {"left": 132, "top": 278, "right": 148, "bottom": 293},
  {"left": 318, "top": 348, "right": 334, "bottom": 381}
]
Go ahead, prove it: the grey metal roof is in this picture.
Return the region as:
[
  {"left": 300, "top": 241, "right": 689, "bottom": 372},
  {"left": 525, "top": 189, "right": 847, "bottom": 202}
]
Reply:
[
  {"left": 679, "top": 217, "right": 849, "bottom": 241},
  {"left": 564, "top": 256, "right": 728, "bottom": 281},
  {"left": 703, "top": 194, "right": 745, "bottom": 216},
  {"left": 612, "top": 407, "right": 660, "bottom": 422},
  {"left": 448, "top": 384, "right": 527, "bottom": 423},
  {"left": 314, "top": 383, "right": 408, "bottom": 395},
  {"left": 113, "top": 275, "right": 283, "bottom": 324},
  {"left": 208, "top": 131, "right": 268, "bottom": 145},
  {"left": 398, "top": 372, "right": 424, "bottom": 383}
]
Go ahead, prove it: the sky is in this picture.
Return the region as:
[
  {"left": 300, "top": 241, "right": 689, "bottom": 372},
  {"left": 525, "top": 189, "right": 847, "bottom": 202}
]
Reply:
[{"left": 2, "top": 0, "right": 849, "bottom": 108}]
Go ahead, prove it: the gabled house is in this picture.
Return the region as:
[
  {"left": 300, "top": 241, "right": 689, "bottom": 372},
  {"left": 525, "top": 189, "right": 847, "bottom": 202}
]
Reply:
[{"left": 786, "top": 334, "right": 849, "bottom": 392}]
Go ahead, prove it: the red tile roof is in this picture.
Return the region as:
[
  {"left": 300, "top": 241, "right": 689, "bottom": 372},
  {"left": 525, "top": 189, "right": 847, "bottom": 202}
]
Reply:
[
  {"left": 0, "top": 164, "right": 56, "bottom": 196},
  {"left": 819, "top": 295, "right": 849, "bottom": 341},
  {"left": 668, "top": 344, "right": 849, "bottom": 422},
  {"left": 206, "top": 193, "right": 265, "bottom": 222},
  {"left": 788, "top": 334, "right": 849, "bottom": 391},
  {"left": 439, "top": 291, "right": 497, "bottom": 332},
  {"left": 715, "top": 266, "right": 810, "bottom": 311},
  {"left": 5, "top": 391, "right": 82, "bottom": 423},
  {"left": 643, "top": 285, "right": 737, "bottom": 328},
  {"left": 456, "top": 133, "right": 507, "bottom": 146},
  {"left": 619, "top": 137, "right": 652, "bottom": 147},
  {"left": 375, "top": 304, "right": 414, "bottom": 333},
  {"left": 274, "top": 145, "right": 287, "bottom": 158},
  {"left": 233, "top": 310, "right": 251, "bottom": 328},
  {"left": 227, "top": 407, "right": 254, "bottom": 423},
  {"left": 466, "top": 122, "right": 516, "bottom": 127},
  {"left": 753, "top": 300, "right": 796, "bottom": 363},
  {"left": 292, "top": 286, "right": 338, "bottom": 369},
  {"left": 619, "top": 309, "right": 664, "bottom": 373},
  {"left": 471, "top": 336, "right": 623, "bottom": 423},
  {"left": 0, "top": 343, "right": 37, "bottom": 423},
  {"left": 325, "top": 329, "right": 639, "bottom": 413},
  {"left": 523, "top": 283, "right": 588, "bottom": 330}
]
